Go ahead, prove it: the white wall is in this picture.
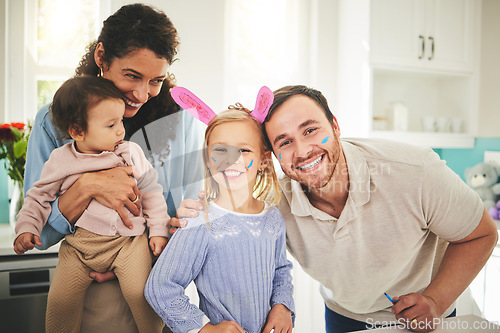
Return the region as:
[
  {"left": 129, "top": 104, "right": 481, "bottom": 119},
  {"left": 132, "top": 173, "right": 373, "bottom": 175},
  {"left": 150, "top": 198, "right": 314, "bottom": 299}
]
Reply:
[
  {"left": 149, "top": 0, "right": 226, "bottom": 110},
  {"left": 477, "top": 0, "right": 500, "bottom": 137},
  {"left": 0, "top": 0, "right": 6, "bottom": 123},
  {"left": 334, "top": 0, "right": 371, "bottom": 138},
  {"left": 312, "top": 0, "right": 339, "bottom": 112}
]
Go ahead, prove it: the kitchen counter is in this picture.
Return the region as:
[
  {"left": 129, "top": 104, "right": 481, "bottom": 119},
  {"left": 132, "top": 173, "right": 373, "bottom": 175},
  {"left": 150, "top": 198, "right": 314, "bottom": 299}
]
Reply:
[
  {"left": 0, "top": 225, "right": 59, "bottom": 333},
  {"left": 359, "top": 315, "right": 500, "bottom": 332},
  {"left": 0, "top": 224, "right": 59, "bottom": 256}
]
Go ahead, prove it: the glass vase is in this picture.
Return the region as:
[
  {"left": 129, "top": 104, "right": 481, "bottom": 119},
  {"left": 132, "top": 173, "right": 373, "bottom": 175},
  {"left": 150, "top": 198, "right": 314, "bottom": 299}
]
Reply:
[{"left": 9, "top": 181, "right": 24, "bottom": 232}]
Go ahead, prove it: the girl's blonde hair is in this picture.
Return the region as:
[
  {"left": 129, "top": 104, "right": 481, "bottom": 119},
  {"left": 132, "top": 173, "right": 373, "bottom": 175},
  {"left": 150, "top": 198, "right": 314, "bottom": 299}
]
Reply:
[{"left": 203, "top": 107, "right": 281, "bottom": 208}]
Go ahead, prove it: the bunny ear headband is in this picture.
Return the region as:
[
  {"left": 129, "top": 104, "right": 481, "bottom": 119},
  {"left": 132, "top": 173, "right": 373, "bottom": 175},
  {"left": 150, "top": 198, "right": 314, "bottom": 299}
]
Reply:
[{"left": 170, "top": 86, "right": 274, "bottom": 125}]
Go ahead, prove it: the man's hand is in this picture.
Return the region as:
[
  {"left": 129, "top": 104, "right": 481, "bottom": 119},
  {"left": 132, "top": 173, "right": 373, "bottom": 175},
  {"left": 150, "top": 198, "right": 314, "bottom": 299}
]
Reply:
[
  {"left": 392, "top": 293, "right": 439, "bottom": 332},
  {"left": 167, "top": 217, "right": 187, "bottom": 236},
  {"left": 262, "top": 304, "right": 293, "bottom": 333},
  {"left": 199, "top": 321, "right": 245, "bottom": 333},
  {"left": 176, "top": 197, "right": 204, "bottom": 218},
  {"left": 168, "top": 191, "right": 205, "bottom": 236},
  {"left": 13, "top": 232, "right": 42, "bottom": 255},
  {"left": 393, "top": 207, "right": 498, "bottom": 333},
  {"left": 149, "top": 236, "right": 167, "bottom": 256}
]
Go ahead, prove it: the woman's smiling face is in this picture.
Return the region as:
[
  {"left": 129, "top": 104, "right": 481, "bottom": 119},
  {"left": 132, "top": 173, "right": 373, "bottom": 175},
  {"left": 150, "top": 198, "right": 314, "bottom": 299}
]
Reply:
[{"left": 98, "top": 46, "right": 169, "bottom": 118}]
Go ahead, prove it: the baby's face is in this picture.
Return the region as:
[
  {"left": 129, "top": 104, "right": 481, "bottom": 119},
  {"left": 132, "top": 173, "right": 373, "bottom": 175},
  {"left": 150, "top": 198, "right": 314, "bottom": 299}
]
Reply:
[{"left": 75, "top": 98, "right": 126, "bottom": 154}]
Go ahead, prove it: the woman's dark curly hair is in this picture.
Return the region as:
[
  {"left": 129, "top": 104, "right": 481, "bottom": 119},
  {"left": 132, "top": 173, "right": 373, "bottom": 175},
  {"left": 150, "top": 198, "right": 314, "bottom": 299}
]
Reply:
[{"left": 75, "top": 3, "right": 180, "bottom": 136}]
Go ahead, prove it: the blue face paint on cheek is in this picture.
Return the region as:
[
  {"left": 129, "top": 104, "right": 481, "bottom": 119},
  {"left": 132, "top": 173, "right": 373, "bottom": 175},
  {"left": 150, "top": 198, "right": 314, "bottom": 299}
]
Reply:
[
  {"left": 212, "top": 157, "right": 216, "bottom": 162},
  {"left": 247, "top": 159, "right": 253, "bottom": 169},
  {"left": 279, "top": 153, "right": 281, "bottom": 160},
  {"left": 321, "top": 136, "right": 331, "bottom": 144}
]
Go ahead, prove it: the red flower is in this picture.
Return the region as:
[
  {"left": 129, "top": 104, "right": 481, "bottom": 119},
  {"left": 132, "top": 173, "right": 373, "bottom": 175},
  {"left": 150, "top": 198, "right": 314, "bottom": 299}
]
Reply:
[
  {"left": 0, "top": 121, "right": 31, "bottom": 184},
  {"left": 0, "top": 127, "right": 14, "bottom": 142},
  {"left": 0, "top": 122, "right": 27, "bottom": 142},
  {"left": 10, "top": 122, "right": 26, "bottom": 130}
]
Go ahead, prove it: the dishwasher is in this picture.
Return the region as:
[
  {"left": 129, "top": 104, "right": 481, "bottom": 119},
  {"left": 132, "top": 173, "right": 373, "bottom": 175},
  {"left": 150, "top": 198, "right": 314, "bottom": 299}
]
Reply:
[{"left": 0, "top": 232, "right": 59, "bottom": 333}]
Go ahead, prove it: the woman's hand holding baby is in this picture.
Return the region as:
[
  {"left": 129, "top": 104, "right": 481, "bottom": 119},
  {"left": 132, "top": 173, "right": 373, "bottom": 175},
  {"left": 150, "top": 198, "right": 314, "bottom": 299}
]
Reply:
[
  {"left": 83, "top": 166, "right": 141, "bottom": 227},
  {"left": 59, "top": 166, "right": 141, "bottom": 229}
]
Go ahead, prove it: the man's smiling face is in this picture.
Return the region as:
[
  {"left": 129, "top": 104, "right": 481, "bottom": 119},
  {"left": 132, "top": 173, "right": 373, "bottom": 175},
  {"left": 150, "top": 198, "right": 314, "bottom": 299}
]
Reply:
[{"left": 265, "top": 94, "right": 342, "bottom": 190}]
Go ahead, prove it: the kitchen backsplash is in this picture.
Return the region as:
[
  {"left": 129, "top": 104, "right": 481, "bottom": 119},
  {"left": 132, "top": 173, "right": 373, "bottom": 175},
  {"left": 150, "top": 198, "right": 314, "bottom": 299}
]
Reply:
[
  {"left": 1, "top": 138, "right": 499, "bottom": 224},
  {"left": 436, "top": 137, "right": 500, "bottom": 182}
]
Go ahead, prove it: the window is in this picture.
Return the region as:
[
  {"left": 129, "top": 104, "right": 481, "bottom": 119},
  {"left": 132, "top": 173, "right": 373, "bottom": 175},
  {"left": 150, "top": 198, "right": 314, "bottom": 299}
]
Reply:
[
  {"left": 1, "top": 0, "right": 106, "bottom": 123},
  {"left": 35, "top": 0, "right": 101, "bottom": 110}
]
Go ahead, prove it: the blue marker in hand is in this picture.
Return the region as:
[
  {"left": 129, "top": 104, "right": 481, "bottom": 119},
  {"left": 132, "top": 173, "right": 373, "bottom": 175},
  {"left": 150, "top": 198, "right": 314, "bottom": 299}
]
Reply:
[{"left": 384, "top": 293, "right": 398, "bottom": 304}]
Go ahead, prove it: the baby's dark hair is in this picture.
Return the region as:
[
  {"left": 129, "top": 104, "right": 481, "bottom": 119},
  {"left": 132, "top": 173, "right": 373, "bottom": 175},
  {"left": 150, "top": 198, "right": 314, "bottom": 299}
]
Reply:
[{"left": 50, "top": 76, "right": 124, "bottom": 138}]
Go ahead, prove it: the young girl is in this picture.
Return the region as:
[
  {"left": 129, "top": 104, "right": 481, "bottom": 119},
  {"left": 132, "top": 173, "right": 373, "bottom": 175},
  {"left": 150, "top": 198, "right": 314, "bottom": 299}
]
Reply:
[
  {"left": 145, "top": 87, "right": 295, "bottom": 333},
  {"left": 14, "top": 76, "right": 168, "bottom": 333}
]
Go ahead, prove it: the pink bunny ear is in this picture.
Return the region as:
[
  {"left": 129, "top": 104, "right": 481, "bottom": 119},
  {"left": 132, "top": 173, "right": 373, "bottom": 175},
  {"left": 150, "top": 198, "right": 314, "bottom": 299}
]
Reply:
[
  {"left": 171, "top": 87, "right": 216, "bottom": 125},
  {"left": 250, "top": 86, "right": 274, "bottom": 123}
]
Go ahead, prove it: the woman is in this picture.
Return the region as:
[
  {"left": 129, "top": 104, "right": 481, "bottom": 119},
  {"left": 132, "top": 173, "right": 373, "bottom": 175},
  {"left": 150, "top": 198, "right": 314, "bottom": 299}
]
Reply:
[{"left": 24, "top": 4, "right": 204, "bottom": 332}]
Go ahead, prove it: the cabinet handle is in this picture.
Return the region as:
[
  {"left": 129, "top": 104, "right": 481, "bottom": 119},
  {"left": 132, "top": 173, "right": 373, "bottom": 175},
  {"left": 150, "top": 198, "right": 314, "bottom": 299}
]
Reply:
[
  {"left": 428, "top": 36, "right": 435, "bottom": 60},
  {"left": 418, "top": 35, "right": 425, "bottom": 60}
]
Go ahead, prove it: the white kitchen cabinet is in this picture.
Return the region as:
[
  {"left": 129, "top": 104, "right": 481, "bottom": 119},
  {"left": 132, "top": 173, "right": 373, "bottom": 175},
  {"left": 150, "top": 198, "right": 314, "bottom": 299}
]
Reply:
[
  {"left": 335, "top": 0, "right": 480, "bottom": 148},
  {"left": 370, "top": 0, "right": 476, "bottom": 73}
]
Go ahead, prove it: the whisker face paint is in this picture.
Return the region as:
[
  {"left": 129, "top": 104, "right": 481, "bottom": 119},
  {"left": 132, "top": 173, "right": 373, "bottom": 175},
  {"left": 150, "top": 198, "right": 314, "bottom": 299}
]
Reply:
[{"left": 210, "top": 144, "right": 241, "bottom": 173}]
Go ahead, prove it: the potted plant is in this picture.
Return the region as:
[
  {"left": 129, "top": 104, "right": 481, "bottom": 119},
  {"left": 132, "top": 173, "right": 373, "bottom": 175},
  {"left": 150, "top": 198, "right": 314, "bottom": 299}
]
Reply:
[{"left": 0, "top": 122, "right": 31, "bottom": 229}]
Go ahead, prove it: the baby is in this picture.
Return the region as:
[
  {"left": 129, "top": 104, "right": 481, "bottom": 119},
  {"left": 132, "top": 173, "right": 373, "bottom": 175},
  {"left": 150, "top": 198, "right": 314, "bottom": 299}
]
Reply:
[{"left": 14, "top": 76, "right": 168, "bottom": 332}]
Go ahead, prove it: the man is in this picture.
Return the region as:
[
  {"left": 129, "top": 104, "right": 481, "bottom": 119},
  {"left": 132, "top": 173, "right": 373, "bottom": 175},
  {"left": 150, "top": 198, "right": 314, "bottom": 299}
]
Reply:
[{"left": 177, "top": 85, "right": 498, "bottom": 332}]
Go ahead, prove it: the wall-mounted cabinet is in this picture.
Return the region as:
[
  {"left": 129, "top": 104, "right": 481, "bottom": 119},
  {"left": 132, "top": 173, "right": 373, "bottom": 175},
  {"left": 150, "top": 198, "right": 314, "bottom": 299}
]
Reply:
[
  {"left": 335, "top": 0, "right": 480, "bottom": 148},
  {"left": 370, "top": 0, "right": 475, "bottom": 73}
]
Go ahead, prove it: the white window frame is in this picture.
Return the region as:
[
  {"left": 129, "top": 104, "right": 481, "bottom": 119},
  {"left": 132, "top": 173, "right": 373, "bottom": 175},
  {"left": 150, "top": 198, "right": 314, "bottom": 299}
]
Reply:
[{"left": 0, "top": 0, "right": 111, "bottom": 123}]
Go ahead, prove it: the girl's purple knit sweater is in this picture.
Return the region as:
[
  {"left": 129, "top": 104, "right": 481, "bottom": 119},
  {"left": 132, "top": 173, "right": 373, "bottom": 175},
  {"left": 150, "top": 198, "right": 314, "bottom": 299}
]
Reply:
[{"left": 145, "top": 202, "right": 295, "bottom": 333}]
